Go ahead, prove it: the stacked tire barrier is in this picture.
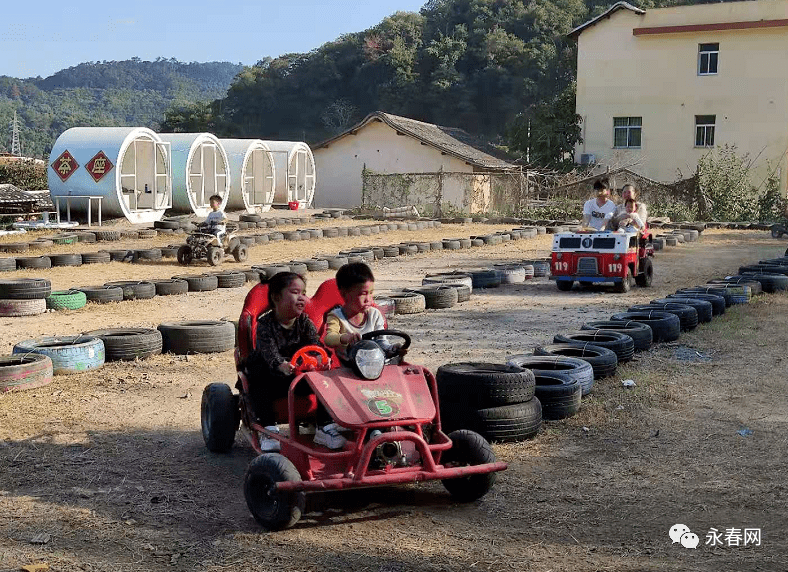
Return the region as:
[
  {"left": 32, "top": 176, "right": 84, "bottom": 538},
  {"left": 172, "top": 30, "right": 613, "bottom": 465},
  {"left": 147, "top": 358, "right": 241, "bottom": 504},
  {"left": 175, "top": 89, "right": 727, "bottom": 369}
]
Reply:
[{"left": 0, "top": 278, "right": 50, "bottom": 317}]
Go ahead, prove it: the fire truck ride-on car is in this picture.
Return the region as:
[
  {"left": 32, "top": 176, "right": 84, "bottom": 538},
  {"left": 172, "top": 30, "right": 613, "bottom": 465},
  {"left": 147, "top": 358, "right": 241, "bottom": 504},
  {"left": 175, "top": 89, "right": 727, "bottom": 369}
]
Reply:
[{"left": 550, "top": 229, "right": 654, "bottom": 293}]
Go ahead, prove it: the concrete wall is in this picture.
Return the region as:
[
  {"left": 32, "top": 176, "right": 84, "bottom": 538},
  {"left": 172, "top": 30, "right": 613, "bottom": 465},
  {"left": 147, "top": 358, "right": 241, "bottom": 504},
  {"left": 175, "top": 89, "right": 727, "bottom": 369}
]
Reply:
[
  {"left": 575, "top": 0, "right": 788, "bottom": 194},
  {"left": 313, "top": 119, "right": 474, "bottom": 209}
]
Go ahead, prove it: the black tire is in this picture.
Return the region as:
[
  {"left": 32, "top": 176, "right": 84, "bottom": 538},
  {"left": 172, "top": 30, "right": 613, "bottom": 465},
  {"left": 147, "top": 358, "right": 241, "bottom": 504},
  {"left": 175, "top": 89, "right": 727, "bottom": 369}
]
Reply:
[
  {"left": 442, "top": 239, "right": 461, "bottom": 250},
  {"left": 134, "top": 248, "right": 163, "bottom": 262},
  {"left": 201, "top": 383, "right": 240, "bottom": 453},
  {"left": 474, "top": 399, "right": 542, "bottom": 442},
  {"left": 16, "top": 256, "right": 51, "bottom": 269},
  {"left": 152, "top": 279, "right": 189, "bottom": 296},
  {"left": 207, "top": 246, "right": 224, "bottom": 266},
  {"left": 676, "top": 286, "right": 732, "bottom": 307},
  {"left": 553, "top": 331, "right": 634, "bottom": 363},
  {"left": 441, "top": 283, "right": 471, "bottom": 302},
  {"left": 436, "top": 362, "right": 536, "bottom": 408},
  {"left": 93, "top": 229, "right": 121, "bottom": 242},
  {"left": 171, "top": 274, "right": 219, "bottom": 292},
  {"left": 50, "top": 253, "right": 83, "bottom": 267},
  {"left": 301, "top": 258, "right": 330, "bottom": 272},
  {"left": 83, "top": 328, "right": 163, "bottom": 361},
  {"left": 158, "top": 320, "right": 236, "bottom": 354},
  {"left": 629, "top": 303, "right": 698, "bottom": 331},
  {"left": 534, "top": 344, "right": 618, "bottom": 380},
  {"left": 103, "top": 280, "right": 156, "bottom": 300},
  {"left": 0, "top": 258, "right": 16, "bottom": 272},
  {"left": 610, "top": 311, "right": 681, "bottom": 343},
  {"left": 635, "top": 258, "right": 653, "bottom": 287},
  {"left": 0, "top": 278, "right": 51, "bottom": 300},
  {"left": 0, "top": 242, "right": 29, "bottom": 253},
  {"left": 738, "top": 273, "right": 788, "bottom": 293},
  {"left": 160, "top": 246, "right": 180, "bottom": 258},
  {"left": 81, "top": 251, "right": 111, "bottom": 265},
  {"left": 177, "top": 245, "right": 193, "bottom": 265},
  {"left": 711, "top": 276, "right": 762, "bottom": 296},
  {"left": 240, "top": 213, "right": 262, "bottom": 223},
  {"left": 244, "top": 453, "right": 305, "bottom": 530},
  {"left": 652, "top": 297, "right": 712, "bottom": 323},
  {"left": 405, "top": 285, "right": 458, "bottom": 309},
  {"left": 469, "top": 269, "right": 501, "bottom": 289},
  {"left": 556, "top": 280, "right": 573, "bottom": 291},
  {"left": 288, "top": 262, "right": 308, "bottom": 275},
  {"left": 440, "top": 430, "right": 497, "bottom": 502},
  {"left": 233, "top": 244, "right": 249, "bottom": 263},
  {"left": 154, "top": 220, "right": 182, "bottom": 230},
  {"left": 109, "top": 249, "right": 136, "bottom": 263},
  {"left": 532, "top": 371, "right": 582, "bottom": 420},
  {"left": 666, "top": 293, "right": 725, "bottom": 316},
  {"left": 505, "top": 354, "right": 594, "bottom": 397},
  {"left": 138, "top": 229, "right": 158, "bottom": 239},
  {"left": 389, "top": 292, "right": 426, "bottom": 314},
  {"left": 495, "top": 265, "right": 526, "bottom": 284},
  {"left": 76, "top": 285, "right": 124, "bottom": 304},
  {"left": 214, "top": 271, "right": 246, "bottom": 289},
  {"left": 422, "top": 272, "right": 473, "bottom": 292}
]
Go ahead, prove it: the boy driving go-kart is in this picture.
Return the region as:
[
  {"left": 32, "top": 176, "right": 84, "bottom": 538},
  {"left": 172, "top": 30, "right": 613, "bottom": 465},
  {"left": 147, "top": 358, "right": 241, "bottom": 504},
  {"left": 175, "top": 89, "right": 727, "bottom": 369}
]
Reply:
[{"left": 200, "top": 268, "right": 507, "bottom": 530}]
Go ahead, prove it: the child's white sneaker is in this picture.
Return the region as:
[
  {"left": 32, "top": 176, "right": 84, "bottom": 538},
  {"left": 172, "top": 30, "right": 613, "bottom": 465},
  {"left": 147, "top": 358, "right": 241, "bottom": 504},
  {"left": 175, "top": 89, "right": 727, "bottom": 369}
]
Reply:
[
  {"left": 259, "top": 425, "right": 281, "bottom": 453},
  {"left": 314, "top": 423, "right": 347, "bottom": 450}
]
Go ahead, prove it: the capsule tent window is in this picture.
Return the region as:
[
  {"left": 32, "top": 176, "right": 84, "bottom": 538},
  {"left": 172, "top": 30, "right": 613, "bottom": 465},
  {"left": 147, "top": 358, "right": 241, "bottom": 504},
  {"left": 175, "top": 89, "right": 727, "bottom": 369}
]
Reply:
[
  {"left": 48, "top": 127, "right": 171, "bottom": 224},
  {"left": 159, "top": 133, "right": 231, "bottom": 217},
  {"left": 220, "top": 139, "right": 276, "bottom": 213},
  {"left": 263, "top": 141, "right": 316, "bottom": 208}
]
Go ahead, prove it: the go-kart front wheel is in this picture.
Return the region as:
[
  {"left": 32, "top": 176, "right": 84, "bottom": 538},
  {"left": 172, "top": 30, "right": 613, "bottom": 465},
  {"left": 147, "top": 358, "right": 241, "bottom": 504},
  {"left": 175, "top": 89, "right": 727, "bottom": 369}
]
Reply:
[
  {"left": 244, "top": 454, "right": 305, "bottom": 530},
  {"left": 441, "top": 429, "right": 497, "bottom": 502},
  {"left": 556, "top": 280, "right": 573, "bottom": 292},
  {"left": 207, "top": 246, "right": 224, "bottom": 266},
  {"left": 201, "top": 383, "right": 239, "bottom": 453}
]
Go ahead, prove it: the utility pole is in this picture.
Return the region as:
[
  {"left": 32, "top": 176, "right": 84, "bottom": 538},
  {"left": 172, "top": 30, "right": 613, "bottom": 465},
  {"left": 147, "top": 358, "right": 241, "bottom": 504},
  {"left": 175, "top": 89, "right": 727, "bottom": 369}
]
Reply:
[{"left": 10, "top": 111, "right": 21, "bottom": 156}]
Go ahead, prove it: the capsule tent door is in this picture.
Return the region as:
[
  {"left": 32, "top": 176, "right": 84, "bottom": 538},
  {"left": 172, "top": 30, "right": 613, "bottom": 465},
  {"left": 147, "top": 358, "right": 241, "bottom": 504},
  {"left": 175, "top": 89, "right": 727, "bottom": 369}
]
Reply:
[
  {"left": 221, "top": 139, "right": 275, "bottom": 213},
  {"left": 159, "top": 133, "right": 230, "bottom": 216},
  {"left": 119, "top": 137, "right": 171, "bottom": 211},
  {"left": 264, "top": 141, "right": 316, "bottom": 208}
]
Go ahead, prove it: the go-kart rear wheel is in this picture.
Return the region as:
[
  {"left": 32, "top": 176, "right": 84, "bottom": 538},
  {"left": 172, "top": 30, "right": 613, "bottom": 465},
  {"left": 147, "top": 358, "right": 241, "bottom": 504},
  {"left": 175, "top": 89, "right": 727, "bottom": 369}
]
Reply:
[
  {"left": 635, "top": 258, "right": 653, "bottom": 287},
  {"left": 177, "top": 245, "right": 193, "bottom": 266},
  {"left": 201, "top": 383, "right": 240, "bottom": 453},
  {"left": 441, "top": 429, "right": 497, "bottom": 502},
  {"left": 556, "top": 280, "right": 573, "bottom": 292},
  {"left": 233, "top": 244, "right": 248, "bottom": 263},
  {"left": 207, "top": 246, "right": 224, "bottom": 266},
  {"left": 244, "top": 454, "right": 305, "bottom": 530}
]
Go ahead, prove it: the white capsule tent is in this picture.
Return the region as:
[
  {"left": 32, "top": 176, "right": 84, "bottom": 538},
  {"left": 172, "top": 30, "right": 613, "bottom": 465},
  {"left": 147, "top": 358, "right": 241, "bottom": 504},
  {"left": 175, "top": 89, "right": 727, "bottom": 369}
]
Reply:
[
  {"left": 48, "top": 127, "right": 171, "bottom": 224},
  {"left": 220, "top": 139, "right": 276, "bottom": 213},
  {"left": 158, "top": 133, "right": 230, "bottom": 217},
  {"left": 263, "top": 141, "right": 316, "bottom": 209}
]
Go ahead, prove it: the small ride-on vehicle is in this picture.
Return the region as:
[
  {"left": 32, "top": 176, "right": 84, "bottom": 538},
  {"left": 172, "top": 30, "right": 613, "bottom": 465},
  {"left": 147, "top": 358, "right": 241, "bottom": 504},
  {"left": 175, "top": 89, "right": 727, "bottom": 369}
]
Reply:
[
  {"left": 550, "top": 229, "right": 654, "bottom": 293},
  {"left": 200, "top": 279, "right": 507, "bottom": 530},
  {"left": 177, "top": 222, "right": 248, "bottom": 266}
]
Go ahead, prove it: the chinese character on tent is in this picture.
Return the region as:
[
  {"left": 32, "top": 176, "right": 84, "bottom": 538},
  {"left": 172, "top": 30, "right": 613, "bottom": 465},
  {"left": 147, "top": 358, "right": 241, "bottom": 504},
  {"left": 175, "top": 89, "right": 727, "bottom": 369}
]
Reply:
[
  {"left": 51, "top": 150, "right": 79, "bottom": 182},
  {"left": 85, "top": 151, "right": 114, "bottom": 183}
]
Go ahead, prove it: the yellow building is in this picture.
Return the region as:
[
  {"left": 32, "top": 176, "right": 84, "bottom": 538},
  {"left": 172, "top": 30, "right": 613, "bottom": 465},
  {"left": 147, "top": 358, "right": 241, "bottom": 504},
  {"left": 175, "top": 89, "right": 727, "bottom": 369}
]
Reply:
[{"left": 571, "top": 0, "right": 788, "bottom": 194}]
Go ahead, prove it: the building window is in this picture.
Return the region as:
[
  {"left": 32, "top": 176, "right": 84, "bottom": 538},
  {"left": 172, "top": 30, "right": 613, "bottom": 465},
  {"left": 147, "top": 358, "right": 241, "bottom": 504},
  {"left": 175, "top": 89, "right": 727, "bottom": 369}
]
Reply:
[
  {"left": 695, "top": 115, "right": 716, "bottom": 147},
  {"left": 613, "top": 117, "right": 642, "bottom": 148},
  {"left": 698, "top": 43, "right": 719, "bottom": 75}
]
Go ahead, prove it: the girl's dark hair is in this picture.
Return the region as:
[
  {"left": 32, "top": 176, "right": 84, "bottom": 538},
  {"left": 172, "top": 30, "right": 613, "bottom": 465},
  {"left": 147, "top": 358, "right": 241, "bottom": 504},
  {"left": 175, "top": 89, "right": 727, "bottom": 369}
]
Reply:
[
  {"left": 266, "top": 271, "right": 305, "bottom": 307},
  {"left": 209, "top": 194, "right": 222, "bottom": 203},
  {"left": 593, "top": 177, "right": 609, "bottom": 191},
  {"left": 336, "top": 262, "right": 375, "bottom": 291}
]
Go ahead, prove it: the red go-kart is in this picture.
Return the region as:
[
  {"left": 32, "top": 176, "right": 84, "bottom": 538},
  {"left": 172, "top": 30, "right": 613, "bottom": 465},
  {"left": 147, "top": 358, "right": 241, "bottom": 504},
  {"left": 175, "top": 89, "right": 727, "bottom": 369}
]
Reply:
[{"left": 200, "top": 279, "right": 507, "bottom": 530}]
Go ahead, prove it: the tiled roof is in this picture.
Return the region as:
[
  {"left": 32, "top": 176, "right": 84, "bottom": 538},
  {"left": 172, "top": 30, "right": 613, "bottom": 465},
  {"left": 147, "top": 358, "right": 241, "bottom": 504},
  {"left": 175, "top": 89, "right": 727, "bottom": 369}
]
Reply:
[
  {"left": 568, "top": 2, "right": 645, "bottom": 38},
  {"left": 315, "top": 111, "right": 517, "bottom": 170},
  {"left": 0, "top": 184, "right": 54, "bottom": 212}
]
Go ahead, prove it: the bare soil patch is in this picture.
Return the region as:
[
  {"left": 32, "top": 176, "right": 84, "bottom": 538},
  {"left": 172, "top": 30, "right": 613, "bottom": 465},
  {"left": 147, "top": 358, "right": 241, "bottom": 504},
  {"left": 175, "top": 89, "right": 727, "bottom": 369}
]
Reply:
[{"left": 1, "top": 226, "right": 787, "bottom": 572}]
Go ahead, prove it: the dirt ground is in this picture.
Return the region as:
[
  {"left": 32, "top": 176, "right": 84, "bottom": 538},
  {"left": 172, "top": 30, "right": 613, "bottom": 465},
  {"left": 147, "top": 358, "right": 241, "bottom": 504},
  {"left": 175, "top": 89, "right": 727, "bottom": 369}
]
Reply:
[{"left": 1, "top": 218, "right": 787, "bottom": 572}]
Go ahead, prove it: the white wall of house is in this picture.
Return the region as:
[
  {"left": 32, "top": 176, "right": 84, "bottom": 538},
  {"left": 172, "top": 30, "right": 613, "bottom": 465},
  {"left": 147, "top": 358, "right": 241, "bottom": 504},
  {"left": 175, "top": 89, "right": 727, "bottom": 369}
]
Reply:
[
  {"left": 575, "top": 0, "right": 788, "bottom": 194},
  {"left": 313, "top": 119, "right": 475, "bottom": 208}
]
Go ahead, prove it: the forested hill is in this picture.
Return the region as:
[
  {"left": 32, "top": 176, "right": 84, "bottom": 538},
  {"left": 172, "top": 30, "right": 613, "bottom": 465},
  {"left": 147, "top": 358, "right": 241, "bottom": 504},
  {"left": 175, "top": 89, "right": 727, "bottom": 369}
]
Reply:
[
  {"left": 0, "top": 58, "right": 243, "bottom": 158},
  {"left": 161, "top": 0, "right": 732, "bottom": 169}
]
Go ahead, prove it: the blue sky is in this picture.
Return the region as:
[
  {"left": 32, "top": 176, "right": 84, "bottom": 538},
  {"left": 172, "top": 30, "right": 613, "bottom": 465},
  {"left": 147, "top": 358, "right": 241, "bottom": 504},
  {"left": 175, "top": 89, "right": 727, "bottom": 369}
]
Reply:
[{"left": 0, "top": 0, "right": 427, "bottom": 79}]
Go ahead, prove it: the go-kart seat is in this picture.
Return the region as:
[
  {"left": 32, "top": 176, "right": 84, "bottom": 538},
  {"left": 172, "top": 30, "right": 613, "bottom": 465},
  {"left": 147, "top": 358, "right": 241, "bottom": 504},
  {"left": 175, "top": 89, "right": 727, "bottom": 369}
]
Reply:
[{"left": 236, "top": 282, "right": 318, "bottom": 421}]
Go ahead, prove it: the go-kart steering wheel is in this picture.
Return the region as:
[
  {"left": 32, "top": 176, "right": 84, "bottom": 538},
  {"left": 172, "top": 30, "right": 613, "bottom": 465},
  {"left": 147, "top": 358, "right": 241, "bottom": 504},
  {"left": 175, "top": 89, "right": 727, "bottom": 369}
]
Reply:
[
  {"left": 361, "top": 329, "right": 411, "bottom": 351},
  {"left": 290, "top": 345, "right": 331, "bottom": 373}
]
